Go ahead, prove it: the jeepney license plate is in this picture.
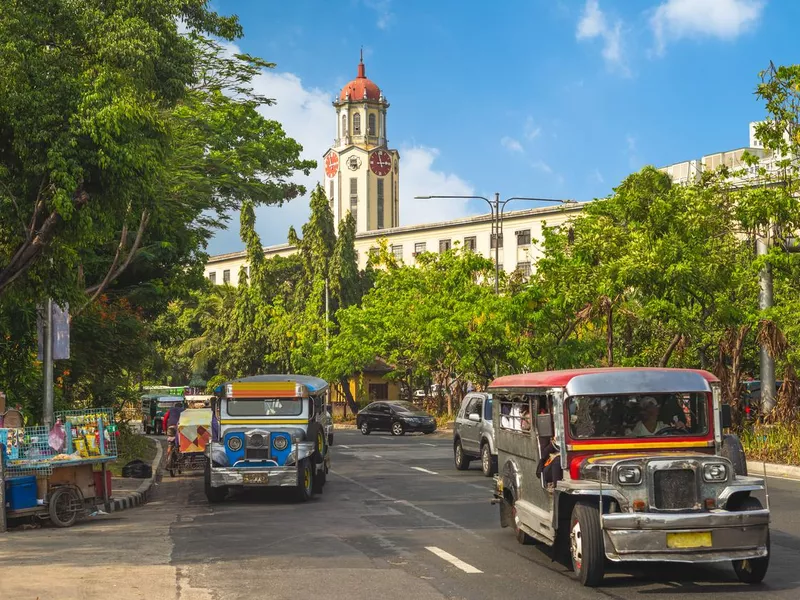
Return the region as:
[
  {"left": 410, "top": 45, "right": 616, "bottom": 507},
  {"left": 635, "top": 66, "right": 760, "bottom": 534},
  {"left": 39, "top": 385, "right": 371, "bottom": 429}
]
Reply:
[
  {"left": 243, "top": 473, "right": 269, "bottom": 485},
  {"left": 666, "top": 532, "right": 712, "bottom": 549}
]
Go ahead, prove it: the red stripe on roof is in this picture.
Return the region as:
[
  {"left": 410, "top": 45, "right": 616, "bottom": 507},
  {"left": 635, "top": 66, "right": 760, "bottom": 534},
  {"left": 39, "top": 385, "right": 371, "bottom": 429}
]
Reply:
[{"left": 488, "top": 367, "right": 719, "bottom": 389}]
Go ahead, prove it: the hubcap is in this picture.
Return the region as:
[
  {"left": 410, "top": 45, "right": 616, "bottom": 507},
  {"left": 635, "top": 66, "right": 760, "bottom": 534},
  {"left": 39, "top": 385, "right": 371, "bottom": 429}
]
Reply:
[
  {"left": 361, "top": 423, "right": 368, "bottom": 433},
  {"left": 456, "top": 445, "right": 462, "bottom": 465},
  {"left": 304, "top": 466, "right": 311, "bottom": 490},
  {"left": 482, "top": 447, "right": 489, "bottom": 471},
  {"left": 571, "top": 520, "right": 583, "bottom": 571},
  {"left": 393, "top": 423, "right": 402, "bottom": 434}
]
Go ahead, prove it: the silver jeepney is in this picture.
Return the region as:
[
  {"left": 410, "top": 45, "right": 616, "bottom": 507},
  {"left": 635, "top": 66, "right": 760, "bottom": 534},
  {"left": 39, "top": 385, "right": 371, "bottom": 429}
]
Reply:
[
  {"left": 205, "top": 374, "right": 331, "bottom": 503},
  {"left": 490, "top": 368, "right": 769, "bottom": 587}
]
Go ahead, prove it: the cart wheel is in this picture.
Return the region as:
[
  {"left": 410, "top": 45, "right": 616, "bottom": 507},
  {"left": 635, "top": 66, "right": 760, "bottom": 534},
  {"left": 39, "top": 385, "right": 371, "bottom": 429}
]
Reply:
[{"left": 49, "top": 487, "right": 79, "bottom": 528}]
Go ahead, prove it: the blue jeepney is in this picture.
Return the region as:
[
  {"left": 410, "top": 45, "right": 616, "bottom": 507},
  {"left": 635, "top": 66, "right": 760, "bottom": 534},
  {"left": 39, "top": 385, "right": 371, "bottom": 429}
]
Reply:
[{"left": 205, "top": 374, "right": 331, "bottom": 503}]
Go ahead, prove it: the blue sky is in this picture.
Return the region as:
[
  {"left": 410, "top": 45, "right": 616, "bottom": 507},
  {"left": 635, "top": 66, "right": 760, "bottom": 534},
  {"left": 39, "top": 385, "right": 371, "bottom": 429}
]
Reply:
[{"left": 207, "top": 0, "right": 799, "bottom": 255}]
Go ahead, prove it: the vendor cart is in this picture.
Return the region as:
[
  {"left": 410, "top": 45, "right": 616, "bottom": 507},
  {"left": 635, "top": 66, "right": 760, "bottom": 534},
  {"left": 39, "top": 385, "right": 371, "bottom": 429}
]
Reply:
[
  {"left": 166, "top": 408, "right": 211, "bottom": 477},
  {"left": 1, "top": 408, "right": 118, "bottom": 528}
]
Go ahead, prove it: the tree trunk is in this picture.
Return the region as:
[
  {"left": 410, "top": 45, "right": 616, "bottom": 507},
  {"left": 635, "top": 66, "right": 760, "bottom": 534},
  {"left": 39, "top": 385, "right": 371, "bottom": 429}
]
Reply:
[
  {"left": 658, "top": 334, "right": 683, "bottom": 367},
  {"left": 606, "top": 305, "right": 614, "bottom": 367},
  {"left": 338, "top": 376, "right": 359, "bottom": 415}
]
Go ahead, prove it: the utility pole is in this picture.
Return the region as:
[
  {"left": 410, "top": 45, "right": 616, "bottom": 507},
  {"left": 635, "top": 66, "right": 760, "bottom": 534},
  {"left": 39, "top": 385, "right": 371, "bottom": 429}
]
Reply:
[
  {"left": 43, "top": 298, "right": 54, "bottom": 430},
  {"left": 757, "top": 236, "right": 776, "bottom": 413}
]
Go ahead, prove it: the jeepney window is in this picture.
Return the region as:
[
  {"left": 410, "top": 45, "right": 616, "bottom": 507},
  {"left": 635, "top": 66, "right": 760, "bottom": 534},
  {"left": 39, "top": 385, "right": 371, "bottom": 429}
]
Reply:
[
  {"left": 226, "top": 397, "right": 303, "bottom": 417},
  {"left": 498, "top": 394, "right": 532, "bottom": 433},
  {"left": 567, "top": 392, "right": 709, "bottom": 439}
]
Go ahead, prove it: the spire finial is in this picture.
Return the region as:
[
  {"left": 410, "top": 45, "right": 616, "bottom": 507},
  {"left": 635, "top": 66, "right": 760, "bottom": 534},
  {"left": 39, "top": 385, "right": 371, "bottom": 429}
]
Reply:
[
  {"left": 360, "top": 46, "right": 363, "bottom": 63},
  {"left": 357, "top": 48, "right": 366, "bottom": 78}
]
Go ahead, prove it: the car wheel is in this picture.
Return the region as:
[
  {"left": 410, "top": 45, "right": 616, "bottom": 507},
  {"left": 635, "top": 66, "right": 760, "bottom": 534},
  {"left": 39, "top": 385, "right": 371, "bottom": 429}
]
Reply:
[
  {"left": 481, "top": 443, "right": 495, "bottom": 477},
  {"left": 360, "top": 421, "right": 370, "bottom": 435},
  {"left": 731, "top": 497, "right": 769, "bottom": 584},
  {"left": 391, "top": 421, "right": 405, "bottom": 436},
  {"left": 454, "top": 439, "right": 470, "bottom": 470},
  {"left": 512, "top": 504, "right": 532, "bottom": 545},
  {"left": 570, "top": 502, "right": 605, "bottom": 587},
  {"left": 295, "top": 459, "right": 315, "bottom": 502}
]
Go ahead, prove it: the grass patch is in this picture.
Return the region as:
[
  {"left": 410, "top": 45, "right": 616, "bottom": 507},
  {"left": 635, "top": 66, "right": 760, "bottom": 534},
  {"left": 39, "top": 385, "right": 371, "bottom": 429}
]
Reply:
[
  {"left": 740, "top": 422, "right": 800, "bottom": 466},
  {"left": 109, "top": 430, "right": 158, "bottom": 477}
]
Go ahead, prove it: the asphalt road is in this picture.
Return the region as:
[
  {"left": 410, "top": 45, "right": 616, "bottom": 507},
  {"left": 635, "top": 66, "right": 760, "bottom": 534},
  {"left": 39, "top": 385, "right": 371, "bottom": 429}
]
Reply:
[{"left": 2, "top": 430, "right": 800, "bottom": 599}]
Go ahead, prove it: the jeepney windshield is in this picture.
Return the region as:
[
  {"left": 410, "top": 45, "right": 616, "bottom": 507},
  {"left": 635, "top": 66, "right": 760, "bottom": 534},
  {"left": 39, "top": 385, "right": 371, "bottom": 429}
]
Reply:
[
  {"left": 568, "top": 392, "right": 709, "bottom": 439},
  {"left": 226, "top": 397, "right": 303, "bottom": 417}
]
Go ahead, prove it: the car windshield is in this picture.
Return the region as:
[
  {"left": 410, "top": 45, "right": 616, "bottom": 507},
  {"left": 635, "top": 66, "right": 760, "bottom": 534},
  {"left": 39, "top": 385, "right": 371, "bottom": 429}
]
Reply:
[
  {"left": 226, "top": 397, "right": 303, "bottom": 417},
  {"left": 391, "top": 401, "right": 427, "bottom": 415},
  {"left": 568, "top": 392, "right": 709, "bottom": 439}
]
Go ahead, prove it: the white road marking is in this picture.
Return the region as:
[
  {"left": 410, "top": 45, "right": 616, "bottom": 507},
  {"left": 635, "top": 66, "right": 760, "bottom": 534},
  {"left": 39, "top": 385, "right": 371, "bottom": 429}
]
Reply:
[
  {"left": 425, "top": 546, "right": 483, "bottom": 574},
  {"left": 411, "top": 466, "right": 438, "bottom": 475},
  {"left": 374, "top": 455, "right": 382, "bottom": 458},
  {"left": 421, "top": 443, "right": 437, "bottom": 447},
  {"left": 338, "top": 445, "right": 351, "bottom": 449}
]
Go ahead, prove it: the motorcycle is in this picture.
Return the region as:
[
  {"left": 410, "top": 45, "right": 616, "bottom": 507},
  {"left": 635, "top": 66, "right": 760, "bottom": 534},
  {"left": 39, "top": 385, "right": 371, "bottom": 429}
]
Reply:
[{"left": 166, "top": 425, "right": 182, "bottom": 477}]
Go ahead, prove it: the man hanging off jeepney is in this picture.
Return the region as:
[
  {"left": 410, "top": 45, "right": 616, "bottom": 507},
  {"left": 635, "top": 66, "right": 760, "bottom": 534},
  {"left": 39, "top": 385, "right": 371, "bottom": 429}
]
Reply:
[{"left": 628, "top": 396, "right": 686, "bottom": 437}]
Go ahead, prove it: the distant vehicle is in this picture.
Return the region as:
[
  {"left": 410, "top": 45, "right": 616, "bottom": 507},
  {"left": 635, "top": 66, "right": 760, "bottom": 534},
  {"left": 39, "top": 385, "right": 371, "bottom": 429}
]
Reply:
[
  {"left": 357, "top": 401, "right": 437, "bottom": 436},
  {"left": 413, "top": 389, "right": 426, "bottom": 399},
  {"left": 453, "top": 392, "right": 496, "bottom": 476},
  {"left": 741, "top": 380, "right": 782, "bottom": 419}
]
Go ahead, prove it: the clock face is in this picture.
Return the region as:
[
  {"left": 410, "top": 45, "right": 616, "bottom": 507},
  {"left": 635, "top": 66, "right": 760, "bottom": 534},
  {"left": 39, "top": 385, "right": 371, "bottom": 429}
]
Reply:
[
  {"left": 347, "top": 155, "right": 362, "bottom": 171},
  {"left": 369, "top": 150, "right": 392, "bottom": 176},
  {"left": 324, "top": 153, "right": 339, "bottom": 178}
]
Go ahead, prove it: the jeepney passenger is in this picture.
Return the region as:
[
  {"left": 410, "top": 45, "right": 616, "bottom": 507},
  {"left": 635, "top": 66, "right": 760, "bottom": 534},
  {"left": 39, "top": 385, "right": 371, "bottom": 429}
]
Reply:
[{"left": 628, "top": 396, "right": 685, "bottom": 437}]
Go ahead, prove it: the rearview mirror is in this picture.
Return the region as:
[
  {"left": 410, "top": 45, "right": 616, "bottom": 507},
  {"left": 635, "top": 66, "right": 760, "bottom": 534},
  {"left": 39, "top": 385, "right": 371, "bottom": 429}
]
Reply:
[
  {"left": 721, "top": 404, "right": 732, "bottom": 429},
  {"left": 536, "top": 413, "right": 554, "bottom": 438},
  {"left": 468, "top": 413, "right": 481, "bottom": 423}
]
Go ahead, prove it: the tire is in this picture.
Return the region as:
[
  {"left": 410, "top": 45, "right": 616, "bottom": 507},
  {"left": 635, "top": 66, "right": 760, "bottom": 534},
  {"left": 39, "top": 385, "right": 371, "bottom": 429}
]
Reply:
[
  {"left": 391, "top": 421, "right": 405, "bottom": 436},
  {"left": 48, "top": 487, "right": 79, "bottom": 528},
  {"left": 308, "top": 423, "right": 325, "bottom": 465},
  {"left": 204, "top": 461, "right": 227, "bottom": 504},
  {"left": 731, "top": 497, "right": 770, "bottom": 584},
  {"left": 454, "top": 439, "right": 470, "bottom": 470},
  {"left": 512, "top": 504, "right": 532, "bottom": 545},
  {"left": 295, "top": 459, "right": 314, "bottom": 502},
  {"left": 360, "top": 421, "right": 370, "bottom": 435},
  {"left": 481, "top": 443, "right": 496, "bottom": 477},
  {"left": 721, "top": 434, "right": 748, "bottom": 476},
  {"left": 570, "top": 502, "right": 606, "bottom": 587},
  {"left": 312, "top": 465, "right": 327, "bottom": 494}
]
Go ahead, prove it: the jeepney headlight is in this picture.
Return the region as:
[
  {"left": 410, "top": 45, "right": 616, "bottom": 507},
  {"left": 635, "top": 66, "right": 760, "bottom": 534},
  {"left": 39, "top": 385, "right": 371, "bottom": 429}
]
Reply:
[
  {"left": 703, "top": 463, "right": 728, "bottom": 482},
  {"left": 227, "top": 436, "right": 243, "bottom": 452},
  {"left": 617, "top": 466, "right": 642, "bottom": 485},
  {"left": 273, "top": 435, "right": 288, "bottom": 451}
]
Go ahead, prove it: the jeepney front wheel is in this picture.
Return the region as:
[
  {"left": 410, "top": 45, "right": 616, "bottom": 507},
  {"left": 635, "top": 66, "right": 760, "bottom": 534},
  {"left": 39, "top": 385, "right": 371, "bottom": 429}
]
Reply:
[
  {"left": 312, "top": 464, "right": 327, "bottom": 494},
  {"left": 731, "top": 497, "right": 770, "bottom": 584},
  {"left": 295, "top": 459, "right": 315, "bottom": 502},
  {"left": 204, "top": 461, "right": 227, "bottom": 504},
  {"left": 570, "top": 501, "right": 605, "bottom": 587}
]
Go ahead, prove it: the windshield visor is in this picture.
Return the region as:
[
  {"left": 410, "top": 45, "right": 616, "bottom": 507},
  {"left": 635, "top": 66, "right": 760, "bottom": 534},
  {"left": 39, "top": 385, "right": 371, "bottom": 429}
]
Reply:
[
  {"left": 226, "top": 397, "right": 303, "bottom": 417},
  {"left": 568, "top": 392, "right": 709, "bottom": 439}
]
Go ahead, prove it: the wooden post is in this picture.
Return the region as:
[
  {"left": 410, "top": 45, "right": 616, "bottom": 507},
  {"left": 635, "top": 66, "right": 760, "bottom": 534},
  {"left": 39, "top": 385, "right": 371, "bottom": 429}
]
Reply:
[
  {"left": 0, "top": 445, "right": 7, "bottom": 533},
  {"left": 101, "top": 461, "right": 110, "bottom": 513}
]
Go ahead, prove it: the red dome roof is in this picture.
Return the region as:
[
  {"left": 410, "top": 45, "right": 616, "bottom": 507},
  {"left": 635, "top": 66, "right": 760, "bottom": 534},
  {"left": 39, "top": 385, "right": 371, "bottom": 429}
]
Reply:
[{"left": 339, "top": 59, "right": 381, "bottom": 102}]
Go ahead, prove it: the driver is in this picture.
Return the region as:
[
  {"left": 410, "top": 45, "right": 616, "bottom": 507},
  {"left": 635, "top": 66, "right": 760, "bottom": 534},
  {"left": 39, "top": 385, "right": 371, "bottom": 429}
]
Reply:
[{"left": 629, "top": 396, "right": 685, "bottom": 437}]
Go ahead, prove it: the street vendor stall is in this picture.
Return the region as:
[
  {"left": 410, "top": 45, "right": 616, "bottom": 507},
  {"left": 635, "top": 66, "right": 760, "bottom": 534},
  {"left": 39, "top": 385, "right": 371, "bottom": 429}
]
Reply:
[{"left": 1, "top": 408, "right": 118, "bottom": 527}]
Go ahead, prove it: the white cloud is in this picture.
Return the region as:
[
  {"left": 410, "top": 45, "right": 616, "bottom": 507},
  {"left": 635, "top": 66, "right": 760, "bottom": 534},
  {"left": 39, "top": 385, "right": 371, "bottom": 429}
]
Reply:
[
  {"left": 399, "top": 146, "right": 476, "bottom": 225},
  {"left": 576, "top": 0, "right": 628, "bottom": 74},
  {"left": 363, "top": 0, "right": 395, "bottom": 30},
  {"left": 532, "top": 160, "right": 554, "bottom": 174},
  {"left": 651, "top": 0, "right": 764, "bottom": 54},
  {"left": 625, "top": 134, "right": 641, "bottom": 169},
  {"left": 592, "top": 168, "right": 604, "bottom": 184},
  {"left": 205, "top": 42, "right": 473, "bottom": 254},
  {"left": 524, "top": 116, "right": 542, "bottom": 140},
  {"left": 501, "top": 136, "right": 525, "bottom": 154}
]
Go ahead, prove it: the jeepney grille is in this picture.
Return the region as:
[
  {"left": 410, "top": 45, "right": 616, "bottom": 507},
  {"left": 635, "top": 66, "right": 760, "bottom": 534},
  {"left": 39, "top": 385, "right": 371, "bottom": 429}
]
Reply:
[
  {"left": 246, "top": 433, "right": 269, "bottom": 460},
  {"left": 653, "top": 469, "right": 696, "bottom": 509}
]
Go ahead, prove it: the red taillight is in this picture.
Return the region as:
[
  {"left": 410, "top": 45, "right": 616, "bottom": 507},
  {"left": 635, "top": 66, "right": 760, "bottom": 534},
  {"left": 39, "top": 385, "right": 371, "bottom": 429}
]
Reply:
[{"left": 633, "top": 500, "right": 646, "bottom": 512}]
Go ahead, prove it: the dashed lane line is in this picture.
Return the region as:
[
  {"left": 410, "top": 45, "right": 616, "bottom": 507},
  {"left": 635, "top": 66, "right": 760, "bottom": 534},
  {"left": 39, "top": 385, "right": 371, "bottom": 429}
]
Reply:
[
  {"left": 411, "top": 466, "right": 439, "bottom": 475},
  {"left": 425, "top": 546, "right": 483, "bottom": 574}
]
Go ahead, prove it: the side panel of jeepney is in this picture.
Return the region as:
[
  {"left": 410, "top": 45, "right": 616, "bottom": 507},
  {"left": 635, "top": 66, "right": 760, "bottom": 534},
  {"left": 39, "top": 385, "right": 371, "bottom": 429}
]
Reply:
[{"left": 493, "top": 390, "right": 551, "bottom": 510}]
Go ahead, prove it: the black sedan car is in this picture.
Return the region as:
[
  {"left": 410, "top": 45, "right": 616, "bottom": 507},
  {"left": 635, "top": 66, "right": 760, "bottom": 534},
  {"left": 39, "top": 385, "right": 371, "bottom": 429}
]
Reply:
[{"left": 357, "top": 401, "right": 437, "bottom": 436}]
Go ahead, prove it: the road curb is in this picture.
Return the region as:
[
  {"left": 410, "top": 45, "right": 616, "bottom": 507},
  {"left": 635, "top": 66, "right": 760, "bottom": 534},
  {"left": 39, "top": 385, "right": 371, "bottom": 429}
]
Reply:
[
  {"left": 747, "top": 460, "right": 800, "bottom": 480},
  {"left": 110, "top": 436, "right": 163, "bottom": 513}
]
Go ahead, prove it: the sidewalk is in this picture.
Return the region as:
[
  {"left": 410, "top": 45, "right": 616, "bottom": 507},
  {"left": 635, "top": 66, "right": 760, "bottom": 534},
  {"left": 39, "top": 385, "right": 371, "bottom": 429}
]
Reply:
[{"left": 109, "top": 436, "right": 163, "bottom": 512}]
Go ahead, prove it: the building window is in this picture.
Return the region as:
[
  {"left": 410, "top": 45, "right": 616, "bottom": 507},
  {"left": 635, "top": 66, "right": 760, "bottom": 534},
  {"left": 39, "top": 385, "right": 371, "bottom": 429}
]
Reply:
[
  {"left": 516, "top": 229, "right": 531, "bottom": 245},
  {"left": 377, "top": 179, "right": 384, "bottom": 229},
  {"left": 414, "top": 242, "right": 426, "bottom": 255},
  {"left": 349, "top": 178, "right": 358, "bottom": 222},
  {"left": 439, "top": 239, "right": 451, "bottom": 253},
  {"left": 368, "top": 113, "right": 376, "bottom": 136},
  {"left": 341, "top": 114, "right": 347, "bottom": 137},
  {"left": 516, "top": 261, "right": 531, "bottom": 277},
  {"left": 353, "top": 112, "right": 361, "bottom": 135},
  {"left": 208, "top": 271, "right": 216, "bottom": 285},
  {"left": 490, "top": 233, "right": 504, "bottom": 249},
  {"left": 464, "top": 236, "right": 477, "bottom": 251},
  {"left": 329, "top": 180, "right": 334, "bottom": 206},
  {"left": 223, "top": 269, "right": 231, "bottom": 284},
  {"left": 392, "top": 244, "right": 403, "bottom": 261},
  {"left": 369, "top": 383, "right": 389, "bottom": 400}
]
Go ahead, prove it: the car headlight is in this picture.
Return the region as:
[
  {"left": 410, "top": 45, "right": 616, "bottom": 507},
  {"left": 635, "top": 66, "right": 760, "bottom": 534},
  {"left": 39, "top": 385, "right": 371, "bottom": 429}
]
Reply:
[
  {"left": 227, "top": 436, "right": 242, "bottom": 452},
  {"left": 617, "top": 465, "right": 642, "bottom": 485},
  {"left": 703, "top": 463, "right": 728, "bottom": 482},
  {"left": 273, "top": 435, "right": 288, "bottom": 451}
]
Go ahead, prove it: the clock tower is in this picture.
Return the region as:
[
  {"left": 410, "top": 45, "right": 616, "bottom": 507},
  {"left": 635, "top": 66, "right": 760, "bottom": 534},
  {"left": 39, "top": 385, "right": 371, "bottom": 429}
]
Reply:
[{"left": 324, "top": 54, "right": 400, "bottom": 233}]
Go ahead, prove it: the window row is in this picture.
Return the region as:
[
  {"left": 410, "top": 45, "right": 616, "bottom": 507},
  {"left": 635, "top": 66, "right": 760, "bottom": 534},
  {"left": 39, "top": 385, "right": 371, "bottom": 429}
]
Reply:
[{"left": 341, "top": 112, "right": 380, "bottom": 137}]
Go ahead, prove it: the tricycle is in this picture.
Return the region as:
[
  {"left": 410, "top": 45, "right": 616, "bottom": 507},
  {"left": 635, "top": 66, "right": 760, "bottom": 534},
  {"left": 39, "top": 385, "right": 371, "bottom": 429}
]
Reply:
[{"left": 165, "top": 408, "right": 212, "bottom": 477}]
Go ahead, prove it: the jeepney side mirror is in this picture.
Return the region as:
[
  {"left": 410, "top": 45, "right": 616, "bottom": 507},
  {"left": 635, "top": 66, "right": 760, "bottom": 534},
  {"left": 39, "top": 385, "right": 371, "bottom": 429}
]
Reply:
[
  {"left": 720, "top": 404, "right": 732, "bottom": 429},
  {"left": 536, "top": 414, "right": 554, "bottom": 438}
]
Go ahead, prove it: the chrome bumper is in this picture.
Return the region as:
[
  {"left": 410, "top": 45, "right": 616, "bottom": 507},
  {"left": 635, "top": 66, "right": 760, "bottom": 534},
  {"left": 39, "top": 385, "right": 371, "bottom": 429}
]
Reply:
[
  {"left": 209, "top": 466, "right": 298, "bottom": 488},
  {"left": 602, "top": 509, "right": 770, "bottom": 563}
]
